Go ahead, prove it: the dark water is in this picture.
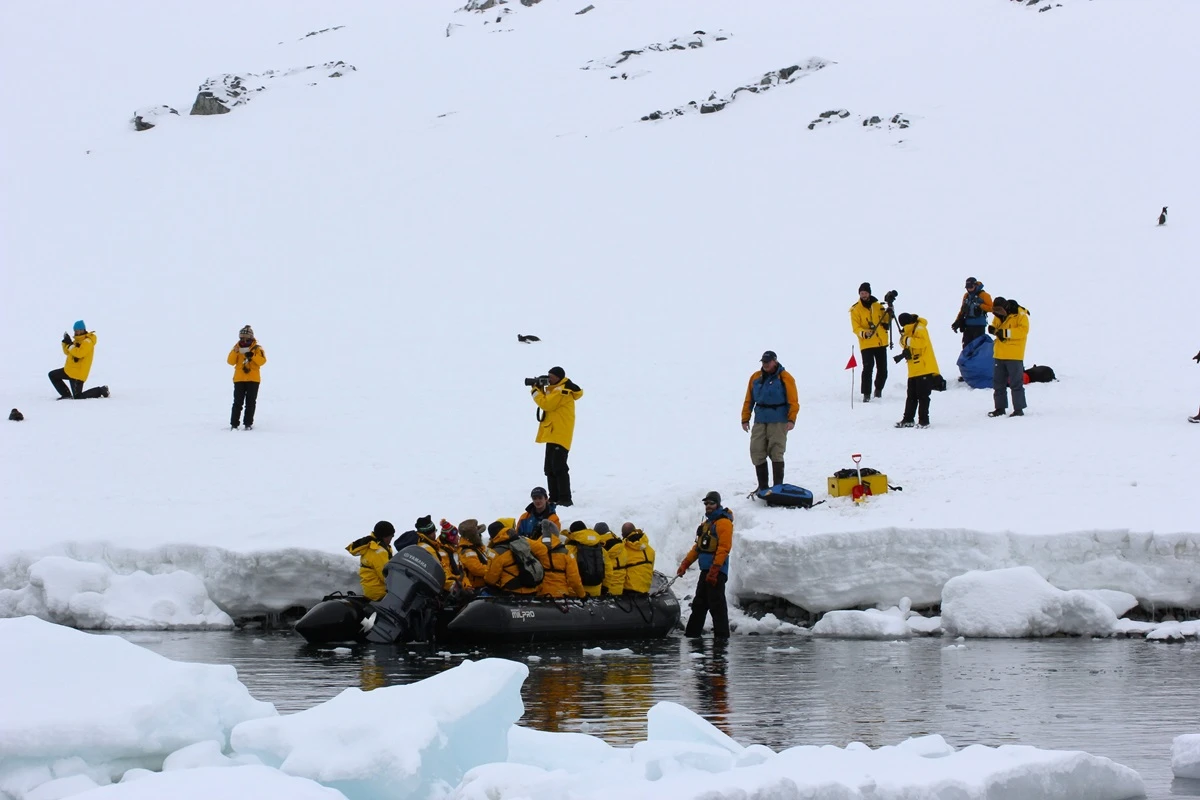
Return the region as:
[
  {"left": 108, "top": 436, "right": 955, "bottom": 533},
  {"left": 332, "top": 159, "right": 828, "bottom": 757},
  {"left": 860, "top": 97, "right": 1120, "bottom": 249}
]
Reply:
[{"left": 122, "top": 631, "right": 1200, "bottom": 799}]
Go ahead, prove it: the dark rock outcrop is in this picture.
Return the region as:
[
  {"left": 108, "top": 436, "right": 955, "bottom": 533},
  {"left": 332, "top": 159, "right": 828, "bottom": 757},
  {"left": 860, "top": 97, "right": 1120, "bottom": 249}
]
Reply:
[{"left": 641, "top": 58, "right": 829, "bottom": 122}]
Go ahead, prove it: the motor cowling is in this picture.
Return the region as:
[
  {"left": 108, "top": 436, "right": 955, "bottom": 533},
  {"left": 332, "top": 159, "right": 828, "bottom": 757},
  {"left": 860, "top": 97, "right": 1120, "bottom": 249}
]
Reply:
[{"left": 364, "top": 545, "right": 446, "bottom": 644}]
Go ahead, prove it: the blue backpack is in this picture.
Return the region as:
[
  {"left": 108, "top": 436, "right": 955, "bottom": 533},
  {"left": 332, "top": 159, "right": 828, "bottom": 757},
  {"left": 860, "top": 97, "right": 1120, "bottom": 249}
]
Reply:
[
  {"left": 956, "top": 335, "right": 994, "bottom": 389},
  {"left": 755, "top": 484, "right": 817, "bottom": 509}
]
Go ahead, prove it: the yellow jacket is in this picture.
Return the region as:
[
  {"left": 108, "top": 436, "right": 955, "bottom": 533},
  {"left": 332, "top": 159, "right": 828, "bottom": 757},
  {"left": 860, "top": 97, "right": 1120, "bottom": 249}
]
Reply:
[
  {"left": 621, "top": 531, "right": 656, "bottom": 593},
  {"left": 992, "top": 308, "right": 1029, "bottom": 361},
  {"left": 62, "top": 332, "right": 97, "bottom": 382},
  {"left": 417, "top": 533, "right": 459, "bottom": 591},
  {"left": 537, "top": 530, "right": 585, "bottom": 599},
  {"left": 598, "top": 532, "right": 627, "bottom": 596},
  {"left": 849, "top": 299, "right": 892, "bottom": 350},
  {"left": 533, "top": 378, "right": 583, "bottom": 450},
  {"left": 899, "top": 318, "right": 940, "bottom": 379},
  {"left": 566, "top": 528, "right": 608, "bottom": 597},
  {"left": 458, "top": 542, "right": 491, "bottom": 590},
  {"left": 485, "top": 526, "right": 550, "bottom": 594},
  {"left": 346, "top": 535, "right": 393, "bottom": 601},
  {"left": 228, "top": 341, "right": 267, "bottom": 383}
]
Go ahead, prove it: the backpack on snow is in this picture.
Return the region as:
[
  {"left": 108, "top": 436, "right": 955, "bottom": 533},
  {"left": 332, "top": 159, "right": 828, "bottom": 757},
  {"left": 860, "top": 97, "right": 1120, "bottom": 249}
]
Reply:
[
  {"left": 573, "top": 543, "right": 606, "bottom": 587},
  {"left": 755, "top": 484, "right": 815, "bottom": 509},
  {"left": 1024, "top": 365, "right": 1056, "bottom": 383},
  {"left": 502, "top": 537, "right": 544, "bottom": 589}
]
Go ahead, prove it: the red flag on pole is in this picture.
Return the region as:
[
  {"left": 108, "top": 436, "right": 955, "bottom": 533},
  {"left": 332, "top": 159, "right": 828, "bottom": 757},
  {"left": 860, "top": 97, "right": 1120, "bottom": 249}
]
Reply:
[{"left": 845, "top": 352, "right": 858, "bottom": 369}]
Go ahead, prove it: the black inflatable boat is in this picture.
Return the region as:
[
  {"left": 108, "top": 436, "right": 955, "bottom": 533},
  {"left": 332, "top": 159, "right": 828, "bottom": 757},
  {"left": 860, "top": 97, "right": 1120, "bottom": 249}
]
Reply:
[{"left": 294, "top": 545, "right": 680, "bottom": 645}]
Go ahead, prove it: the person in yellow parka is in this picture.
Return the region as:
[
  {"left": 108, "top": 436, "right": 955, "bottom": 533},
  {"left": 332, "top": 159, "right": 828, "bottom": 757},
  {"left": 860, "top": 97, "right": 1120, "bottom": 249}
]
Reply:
[
  {"left": 988, "top": 297, "right": 1030, "bottom": 418},
  {"left": 531, "top": 366, "right": 583, "bottom": 507},
  {"left": 620, "top": 523, "right": 656, "bottom": 594},
  {"left": 49, "top": 320, "right": 109, "bottom": 400},
  {"left": 345, "top": 521, "right": 396, "bottom": 601},
  {"left": 535, "top": 521, "right": 585, "bottom": 599},
  {"left": 893, "top": 313, "right": 941, "bottom": 429},
  {"left": 413, "top": 515, "right": 459, "bottom": 591},
  {"left": 456, "top": 519, "right": 492, "bottom": 591},
  {"left": 565, "top": 521, "right": 608, "bottom": 597},
  {"left": 485, "top": 519, "right": 550, "bottom": 595},
  {"left": 849, "top": 282, "right": 895, "bottom": 403},
  {"left": 594, "top": 522, "right": 626, "bottom": 596},
  {"left": 228, "top": 324, "right": 267, "bottom": 430}
]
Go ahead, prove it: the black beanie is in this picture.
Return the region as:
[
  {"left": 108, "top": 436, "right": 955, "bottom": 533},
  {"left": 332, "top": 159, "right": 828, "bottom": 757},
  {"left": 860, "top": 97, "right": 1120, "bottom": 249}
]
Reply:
[
  {"left": 373, "top": 520, "right": 395, "bottom": 538},
  {"left": 569, "top": 521, "right": 587, "bottom": 533},
  {"left": 415, "top": 515, "right": 435, "bottom": 533},
  {"left": 898, "top": 313, "right": 917, "bottom": 326},
  {"left": 487, "top": 520, "right": 506, "bottom": 537},
  {"left": 1005, "top": 299, "right": 1019, "bottom": 314},
  {"left": 859, "top": 282, "right": 871, "bottom": 294},
  {"left": 548, "top": 366, "right": 566, "bottom": 379}
]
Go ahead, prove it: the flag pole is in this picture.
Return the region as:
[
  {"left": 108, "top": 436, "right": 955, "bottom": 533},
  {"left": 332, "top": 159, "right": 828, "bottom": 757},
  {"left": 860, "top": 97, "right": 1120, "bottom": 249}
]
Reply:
[{"left": 851, "top": 347, "right": 855, "bottom": 409}]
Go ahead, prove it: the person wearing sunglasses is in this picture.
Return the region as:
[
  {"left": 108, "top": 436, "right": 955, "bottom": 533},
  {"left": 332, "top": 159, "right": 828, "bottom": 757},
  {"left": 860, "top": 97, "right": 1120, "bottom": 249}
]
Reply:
[
  {"left": 676, "top": 491, "right": 734, "bottom": 638},
  {"left": 228, "top": 324, "right": 267, "bottom": 430}
]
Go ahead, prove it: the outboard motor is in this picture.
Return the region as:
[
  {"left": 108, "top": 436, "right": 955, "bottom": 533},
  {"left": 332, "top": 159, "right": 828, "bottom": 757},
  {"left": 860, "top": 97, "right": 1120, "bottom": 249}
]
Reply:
[
  {"left": 364, "top": 545, "right": 446, "bottom": 644},
  {"left": 294, "top": 593, "right": 373, "bottom": 644}
]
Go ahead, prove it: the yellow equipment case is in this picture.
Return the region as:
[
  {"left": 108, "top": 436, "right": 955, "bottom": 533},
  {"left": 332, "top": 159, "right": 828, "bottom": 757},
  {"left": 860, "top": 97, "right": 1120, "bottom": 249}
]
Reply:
[{"left": 828, "top": 473, "right": 889, "bottom": 497}]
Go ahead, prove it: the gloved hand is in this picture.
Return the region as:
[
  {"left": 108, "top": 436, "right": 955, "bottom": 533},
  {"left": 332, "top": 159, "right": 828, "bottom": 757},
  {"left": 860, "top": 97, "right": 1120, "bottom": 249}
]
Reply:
[
  {"left": 62, "top": 333, "right": 72, "bottom": 345},
  {"left": 676, "top": 562, "right": 689, "bottom": 578},
  {"left": 705, "top": 564, "right": 721, "bottom": 585},
  {"left": 741, "top": 421, "right": 750, "bottom": 432},
  {"left": 1193, "top": 351, "right": 1200, "bottom": 363},
  {"left": 951, "top": 321, "right": 962, "bottom": 333},
  {"left": 892, "top": 353, "right": 904, "bottom": 364},
  {"left": 987, "top": 325, "right": 996, "bottom": 334}
]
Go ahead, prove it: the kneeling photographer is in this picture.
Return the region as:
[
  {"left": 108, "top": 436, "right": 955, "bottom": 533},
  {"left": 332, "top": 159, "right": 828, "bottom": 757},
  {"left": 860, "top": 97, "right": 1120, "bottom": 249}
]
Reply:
[
  {"left": 849, "top": 283, "right": 898, "bottom": 403},
  {"left": 526, "top": 366, "right": 584, "bottom": 507}
]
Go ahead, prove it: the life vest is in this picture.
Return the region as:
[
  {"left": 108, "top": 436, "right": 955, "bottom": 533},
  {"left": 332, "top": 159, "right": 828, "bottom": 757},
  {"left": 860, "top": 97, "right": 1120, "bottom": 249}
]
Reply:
[
  {"left": 695, "top": 511, "right": 732, "bottom": 554},
  {"left": 750, "top": 368, "right": 791, "bottom": 423}
]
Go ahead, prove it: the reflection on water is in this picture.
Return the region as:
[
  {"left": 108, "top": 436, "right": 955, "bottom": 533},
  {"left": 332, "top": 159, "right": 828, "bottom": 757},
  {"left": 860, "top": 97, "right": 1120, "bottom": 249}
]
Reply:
[{"left": 122, "top": 632, "right": 1200, "bottom": 800}]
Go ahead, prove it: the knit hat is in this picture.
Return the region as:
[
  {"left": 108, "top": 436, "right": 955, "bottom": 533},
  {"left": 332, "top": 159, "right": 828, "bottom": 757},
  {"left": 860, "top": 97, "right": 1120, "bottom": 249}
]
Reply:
[
  {"left": 373, "top": 520, "right": 395, "bottom": 538},
  {"left": 702, "top": 491, "right": 722, "bottom": 505},
  {"left": 415, "top": 515, "right": 436, "bottom": 535},
  {"left": 858, "top": 282, "right": 871, "bottom": 294},
  {"left": 569, "top": 521, "right": 587, "bottom": 533},
  {"left": 548, "top": 366, "right": 566, "bottom": 380},
  {"left": 487, "top": 520, "right": 506, "bottom": 538},
  {"left": 898, "top": 313, "right": 917, "bottom": 326},
  {"left": 239, "top": 325, "right": 254, "bottom": 339},
  {"left": 530, "top": 486, "right": 548, "bottom": 500},
  {"left": 73, "top": 320, "right": 86, "bottom": 332},
  {"left": 438, "top": 519, "right": 460, "bottom": 545},
  {"left": 593, "top": 522, "right": 611, "bottom": 535}
]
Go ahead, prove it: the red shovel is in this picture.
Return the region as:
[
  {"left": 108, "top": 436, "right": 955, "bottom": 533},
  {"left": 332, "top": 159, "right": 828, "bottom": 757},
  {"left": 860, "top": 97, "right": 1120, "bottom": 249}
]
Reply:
[{"left": 851, "top": 453, "right": 872, "bottom": 503}]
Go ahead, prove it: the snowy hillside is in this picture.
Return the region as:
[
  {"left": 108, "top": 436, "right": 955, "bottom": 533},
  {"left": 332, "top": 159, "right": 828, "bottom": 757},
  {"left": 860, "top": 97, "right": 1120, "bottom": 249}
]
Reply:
[{"left": 2, "top": 0, "right": 1199, "bottom": 622}]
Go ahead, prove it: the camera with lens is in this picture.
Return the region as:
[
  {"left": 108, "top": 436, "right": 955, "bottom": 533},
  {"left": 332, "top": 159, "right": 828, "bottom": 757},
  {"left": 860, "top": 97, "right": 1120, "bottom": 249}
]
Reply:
[
  {"left": 523, "top": 375, "right": 551, "bottom": 388},
  {"left": 884, "top": 289, "right": 899, "bottom": 305}
]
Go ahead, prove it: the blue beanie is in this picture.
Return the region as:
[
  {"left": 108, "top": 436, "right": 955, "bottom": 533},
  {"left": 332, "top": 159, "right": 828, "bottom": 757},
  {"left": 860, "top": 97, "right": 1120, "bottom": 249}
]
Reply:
[{"left": 73, "top": 320, "right": 86, "bottom": 331}]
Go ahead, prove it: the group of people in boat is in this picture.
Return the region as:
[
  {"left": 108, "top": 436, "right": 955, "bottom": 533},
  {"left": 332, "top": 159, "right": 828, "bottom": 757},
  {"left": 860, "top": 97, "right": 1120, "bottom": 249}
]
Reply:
[{"left": 345, "top": 486, "right": 656, "bottom": 602}]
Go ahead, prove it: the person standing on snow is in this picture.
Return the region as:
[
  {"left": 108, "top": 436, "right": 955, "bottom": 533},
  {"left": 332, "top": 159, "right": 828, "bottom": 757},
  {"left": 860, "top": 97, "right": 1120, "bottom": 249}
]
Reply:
[
  {"left": 741, "top": 350, "right": 799, "bottom": 492},
  {"left": 988, "top": 298, "right": 1030, "bottom": 418},
  {"left": 49, "top": 320, "right": 109, "bottom": 400},
  {"left": 951, "top": 277, "right": 993, "bottom": 347},
  {"left": 345, "top": 521, "right": 395, "bottom": 601},
  {"left": 228, "top": 325, "right": 266, "bottom": 430},
  {"left": 849, "top": 283, "right": 895, "bottom": 403},
  {"left": 531, "top": 366, "right": 583, "bottom": 507},
  {"left": 677, "top": 491, "right": 734, "bottom": 638},
  {"left": 894, "top": 313, "right": 941, "bottom": 428}
]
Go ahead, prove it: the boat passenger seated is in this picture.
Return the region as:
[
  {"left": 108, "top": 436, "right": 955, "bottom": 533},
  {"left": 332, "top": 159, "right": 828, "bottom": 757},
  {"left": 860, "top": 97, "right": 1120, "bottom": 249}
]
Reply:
[
  {"left": 414, "top": 515, "right": 459, "bottom": 591},
  {"left": 565, "top": 521, "right": 608, "bottom": 597},
  {"left": 345, "top": 520, "right": 395, "bottom": 601},
  {"left": 621, "top": 522, "right": 656, "bottom": 595},
  {"left": 484, "top": 519, "right": 549, "bottom": 595},
  {"left": 594, "top": 522, "right": 626, "bottom": 596},
  {"left": 456, "top": 519, "right": 491, "bottom": 591},
  {"left": 537, "top": 521, "right": 585, "bottom": 599}
]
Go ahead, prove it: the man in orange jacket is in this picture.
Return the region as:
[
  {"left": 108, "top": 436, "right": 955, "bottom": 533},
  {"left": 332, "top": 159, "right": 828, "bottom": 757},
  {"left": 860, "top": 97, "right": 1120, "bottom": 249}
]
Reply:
[
  {"left": 740, "top": 351, "right": 799, "bottom": 492},
  {"left": 677, "top": 491, "right": 734, "bottom": 638}
]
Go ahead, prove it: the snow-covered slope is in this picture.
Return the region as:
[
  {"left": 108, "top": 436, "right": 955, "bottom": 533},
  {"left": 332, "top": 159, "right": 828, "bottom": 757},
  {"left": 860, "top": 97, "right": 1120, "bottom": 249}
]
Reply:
[{"left": 2, "top": 0, "right": 1199, "bottom": 620}]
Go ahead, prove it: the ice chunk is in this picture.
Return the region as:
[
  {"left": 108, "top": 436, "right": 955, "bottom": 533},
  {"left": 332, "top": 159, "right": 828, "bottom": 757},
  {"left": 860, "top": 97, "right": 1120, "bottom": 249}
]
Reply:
[
  {"left": 1173, "top": 733, "right": 1200, "bottom": 779},
  {"left": 895, "top": 734, "right": 954, "bottom": 758},
  {"left": 67, "top": 765, "right": 347, "bottom": 799},
  {"left": 0, "top": 557, "right": 233, "bottom": 630},
  {"left": 1078, "top": 588, "right": 1139, "bottom": 617},
  {"left": 25, "top": 774, "right": 100, "bottom": 800},
  {"left": 811, "top": 609, "right": 912, "bottom": 639},
  {"left": 942, "top": 566, "right": 1118, "bottom": 637},
  {"left": 162, "top": 740, "right": 259, "bottom": 771},
  {"left": 731, "top": 612, "right": 808, "bottom": 636},
  {"left": 905, "top": 614, "right": 942, "bottom": 634},
  {"left": 647, "top": 701, "right": 743, "bottom": 754},
  {"left": 507, "top": 725, "right": 620, "bottom": 771},
  {"left": 581, "top": 646, "right": 635, "bottom": 656},
  {"left": 0, "top": 617, "right": 275, "bottom": 798},
  {"left": 231, "top": 658, "right": 526, "bottom": 799}
]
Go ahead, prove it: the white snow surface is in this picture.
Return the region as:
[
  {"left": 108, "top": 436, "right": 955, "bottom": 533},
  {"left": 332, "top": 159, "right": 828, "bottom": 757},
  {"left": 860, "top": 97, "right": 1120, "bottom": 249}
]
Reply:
[
  {"left": 2, "top": 0, "right": 1200, "bottom": 629},
  {"left": 1, "top": 621, "right": 1150, "bottom": 800},
  {"left": 1174, "top": 734, "right": 1200, "bottom": 780},
  {"left": 0, "top": 617, "right": 275, "bottom": 798},
  {"left": 812, "top": 608, "right": 913, "bottom": 639},
  {"left": 941, "top": 567, "right": 1119, "bottom": 638}
]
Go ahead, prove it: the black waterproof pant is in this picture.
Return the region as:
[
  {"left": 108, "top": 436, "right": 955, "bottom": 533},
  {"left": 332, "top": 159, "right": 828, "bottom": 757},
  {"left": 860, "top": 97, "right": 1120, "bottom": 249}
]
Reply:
[
  {"left": 961, "top": 325, "right": 986, "bottom": 347},
  {"left": 860, "top": 346, "right": 888, "bottom": 397},
  {"left": 685, "top": 572, "right": 729, "bottom": 638},
  {"left": 231, "top": 381, "right": 260, "bottom": 427},
  {"left": 902, "top": 375, "right": 934, "bottom": 425},
  {"left": 48, "top": 368, "right": 105, "bottom": 399},
  {"left": 544, "top": 443, "right": 572, "bottom": 505}
]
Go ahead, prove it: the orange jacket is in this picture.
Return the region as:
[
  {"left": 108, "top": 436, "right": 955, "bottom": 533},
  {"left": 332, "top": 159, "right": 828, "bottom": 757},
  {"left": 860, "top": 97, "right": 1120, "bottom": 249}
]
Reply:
[
  {"left": 681, "top": 509, "right": 734, "bottom": 576},
  {"left": 537, "top": 530, "right": 585, "bottom": 598},
  {"left": 485, "top": 526, "right": 550, "bottom": 594},
  {"left": 458, "top": 542, "right": 491, "bottom": 590},
  {"left": 741, "top": 367, "right": 798, "bottom": 425}
]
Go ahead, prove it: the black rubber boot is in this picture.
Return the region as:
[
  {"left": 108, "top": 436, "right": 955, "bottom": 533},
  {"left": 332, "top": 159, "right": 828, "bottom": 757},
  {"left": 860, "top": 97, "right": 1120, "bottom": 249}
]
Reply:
[
  {"left": 772, "top": 461, "right": 784, "bottom": 488},
  {"left": 755, "top": 463, "right": 769, "bottom": 492}
]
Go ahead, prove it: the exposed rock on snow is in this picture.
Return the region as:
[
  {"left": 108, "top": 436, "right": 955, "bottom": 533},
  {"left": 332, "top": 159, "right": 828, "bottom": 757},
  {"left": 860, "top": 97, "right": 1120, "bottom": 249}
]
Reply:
[
  {"left": 575, "top": 4, "right": 595, "bottom": 15},
  {"left": 941, "top": 566, "right": 1119, "bottom": 637},
  {"left": 640, "top": 58, "right": 829, "bottom": 122},
  {"left": 582, "top": 31, "right": 731, "bottom": 70},
  {"left": 130, "top": 105, "right": 179, "bottom": 131},
  {"left": 188, "top": 63, "right": 357, "bottom": 116},
  {"left": 807, "top": 109, "right": 910, "bottom": 131}
]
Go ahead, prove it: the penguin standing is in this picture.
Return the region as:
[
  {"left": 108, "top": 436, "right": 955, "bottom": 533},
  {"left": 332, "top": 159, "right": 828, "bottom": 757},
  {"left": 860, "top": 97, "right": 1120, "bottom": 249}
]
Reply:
[{"left": 1158, "top": 206, "right": 1168, "bottom": 226}]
